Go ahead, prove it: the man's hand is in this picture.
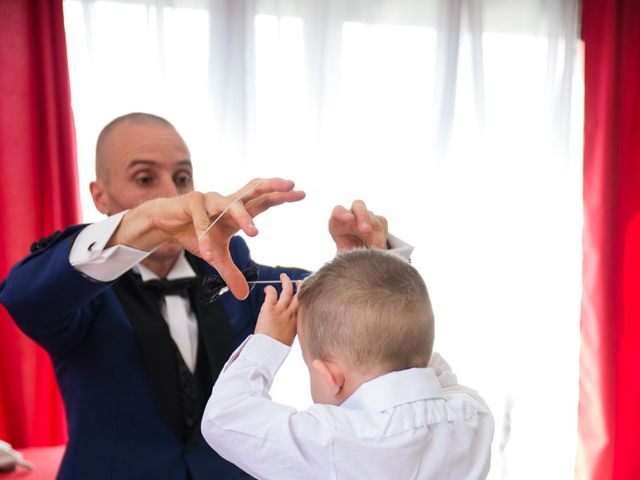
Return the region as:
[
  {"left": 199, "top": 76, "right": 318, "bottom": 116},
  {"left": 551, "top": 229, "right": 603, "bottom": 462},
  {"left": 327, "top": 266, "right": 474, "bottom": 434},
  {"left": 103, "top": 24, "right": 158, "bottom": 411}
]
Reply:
[
  {"left": 254, "top": 274, "right": 299, "bottom": 347},
  {"left": 329, "top": 200, "right": 388, "bottom": 252},
  {"left": 109, "top": 178, "right": 305, "bottom": 299}
]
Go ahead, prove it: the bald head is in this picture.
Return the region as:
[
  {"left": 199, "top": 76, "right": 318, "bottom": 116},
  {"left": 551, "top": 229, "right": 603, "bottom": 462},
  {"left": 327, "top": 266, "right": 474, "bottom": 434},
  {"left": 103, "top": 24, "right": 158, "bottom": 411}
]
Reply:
[
  {"left": 95, "top": 112, "right": 177, "bottom": 183},
  {"left": 89, "top": 112, "right": 192, "bottom": 219}
]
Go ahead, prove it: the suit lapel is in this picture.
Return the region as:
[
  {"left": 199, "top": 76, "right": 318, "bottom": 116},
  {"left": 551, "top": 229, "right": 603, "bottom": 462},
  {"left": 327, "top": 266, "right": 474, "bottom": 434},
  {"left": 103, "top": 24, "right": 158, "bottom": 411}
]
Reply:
[
  {"left": 185, "top": 253, "right": 234, "bottom": 385},
  {"left": 184, "top": 253, "right": 235, "bottom": 448},
  {"left": 113, "top": 254, "right": 236, "bottom": 446},
  {"left": 113, "top": 271, "right": 185, "bottom": 440}
]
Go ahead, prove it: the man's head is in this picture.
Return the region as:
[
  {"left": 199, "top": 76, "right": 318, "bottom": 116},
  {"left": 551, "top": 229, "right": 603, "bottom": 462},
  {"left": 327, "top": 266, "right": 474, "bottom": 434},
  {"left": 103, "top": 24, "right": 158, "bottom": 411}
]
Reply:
[
  {"left": 297, "top": 249, "right": 434, "bottom": 404},
  {"left": 90, "top": 113, "right": 193, "bottom": 265},
  {"left": 91, "top": 113, "right": 193, "bottom": 213}
]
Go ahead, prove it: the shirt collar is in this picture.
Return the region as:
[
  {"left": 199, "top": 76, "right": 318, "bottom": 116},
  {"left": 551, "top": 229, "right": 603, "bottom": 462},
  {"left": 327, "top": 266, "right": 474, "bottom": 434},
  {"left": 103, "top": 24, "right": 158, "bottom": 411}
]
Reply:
[
  {"left": 134, "top": 252, "right": 197, "bottom": 282},
  {"left": 340, "top": 367, "right": 444, "bottom": 412}
]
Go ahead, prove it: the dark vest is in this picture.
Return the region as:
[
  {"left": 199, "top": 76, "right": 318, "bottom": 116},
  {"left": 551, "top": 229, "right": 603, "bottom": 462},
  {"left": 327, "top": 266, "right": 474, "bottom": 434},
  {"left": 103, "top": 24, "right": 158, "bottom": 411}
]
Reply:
[{"left": 113, "top": 253, "right": 234, "bottom": 447}]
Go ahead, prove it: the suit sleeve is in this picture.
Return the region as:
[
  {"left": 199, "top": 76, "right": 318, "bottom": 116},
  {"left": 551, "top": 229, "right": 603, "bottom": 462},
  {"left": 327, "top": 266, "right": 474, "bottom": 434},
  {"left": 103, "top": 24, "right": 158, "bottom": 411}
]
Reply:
[{"left": 0, "top": 226, "right": 114, "bottom": 355}]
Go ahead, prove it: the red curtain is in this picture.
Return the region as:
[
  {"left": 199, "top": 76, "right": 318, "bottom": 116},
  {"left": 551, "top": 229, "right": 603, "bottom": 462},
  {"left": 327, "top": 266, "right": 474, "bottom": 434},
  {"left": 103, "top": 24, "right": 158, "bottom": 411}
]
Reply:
[
  {"left": 0, "top": 0, "right": 79, "bottom": 447},
  {"left": 579, "top": 0, "right": 640, "bottom": 478}
]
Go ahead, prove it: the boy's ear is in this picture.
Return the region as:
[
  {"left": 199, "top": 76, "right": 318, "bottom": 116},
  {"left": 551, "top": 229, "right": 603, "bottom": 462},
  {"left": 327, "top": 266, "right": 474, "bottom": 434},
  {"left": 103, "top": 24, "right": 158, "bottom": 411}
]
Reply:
[{"left": 311, "top": 358, "right": 345, "bottom": 395}]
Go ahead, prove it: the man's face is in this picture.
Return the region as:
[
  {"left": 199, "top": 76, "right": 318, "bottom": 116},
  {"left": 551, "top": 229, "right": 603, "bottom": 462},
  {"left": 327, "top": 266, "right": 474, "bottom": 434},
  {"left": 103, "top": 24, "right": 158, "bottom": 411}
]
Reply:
[
  {"left": 91, "top": 121, "right": 194, "bottom": 262},
  {"left": 93, "top": 121, "right": 193, "bottom": 214}
]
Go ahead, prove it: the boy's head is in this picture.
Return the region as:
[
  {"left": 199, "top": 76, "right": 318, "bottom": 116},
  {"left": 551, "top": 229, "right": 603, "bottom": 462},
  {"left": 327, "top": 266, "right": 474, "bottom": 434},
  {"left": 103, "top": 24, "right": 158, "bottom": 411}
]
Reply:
[{"left": 297, "top": 249, "right": 434, "bottom": 404}]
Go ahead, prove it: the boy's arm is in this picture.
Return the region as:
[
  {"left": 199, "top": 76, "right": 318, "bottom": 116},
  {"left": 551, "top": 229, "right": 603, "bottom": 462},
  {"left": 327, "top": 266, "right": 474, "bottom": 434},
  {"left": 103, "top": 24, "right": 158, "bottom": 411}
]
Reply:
[
  {"left": 202, "top": 275, "right": 334, "bottom": 479},
  {"left": 201, "top": 334, "right": 333, "bottom": 480}
]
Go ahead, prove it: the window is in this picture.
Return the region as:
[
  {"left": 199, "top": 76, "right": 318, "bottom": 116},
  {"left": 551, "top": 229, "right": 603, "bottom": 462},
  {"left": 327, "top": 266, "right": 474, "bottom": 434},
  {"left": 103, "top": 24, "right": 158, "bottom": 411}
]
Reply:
[{"left": 63, "top": 2, "right": 583, "bottom": 477}]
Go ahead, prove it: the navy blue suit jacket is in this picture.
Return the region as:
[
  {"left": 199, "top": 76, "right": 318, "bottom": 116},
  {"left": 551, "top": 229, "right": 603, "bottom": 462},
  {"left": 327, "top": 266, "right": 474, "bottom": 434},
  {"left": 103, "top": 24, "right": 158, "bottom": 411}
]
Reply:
[{"left": 0, "top": 225, "right": 308, "bottom": 479}]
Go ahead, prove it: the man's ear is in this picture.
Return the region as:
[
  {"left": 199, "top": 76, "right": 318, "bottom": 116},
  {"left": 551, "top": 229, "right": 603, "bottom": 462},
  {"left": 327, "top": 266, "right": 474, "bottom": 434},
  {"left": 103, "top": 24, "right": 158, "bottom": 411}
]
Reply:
[
  {"left": 90, "top": 180, "right": 109, "bottom": 214},
  {"left": 311, "top": 358, "right": 345, "bottom": 396}
]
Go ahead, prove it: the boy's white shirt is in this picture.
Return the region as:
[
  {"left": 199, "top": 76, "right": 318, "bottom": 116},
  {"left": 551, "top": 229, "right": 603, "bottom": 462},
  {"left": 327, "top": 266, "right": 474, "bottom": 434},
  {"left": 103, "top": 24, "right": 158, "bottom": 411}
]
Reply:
[{"left": 202, "top": 334, "right": 494, "bottom": 480}]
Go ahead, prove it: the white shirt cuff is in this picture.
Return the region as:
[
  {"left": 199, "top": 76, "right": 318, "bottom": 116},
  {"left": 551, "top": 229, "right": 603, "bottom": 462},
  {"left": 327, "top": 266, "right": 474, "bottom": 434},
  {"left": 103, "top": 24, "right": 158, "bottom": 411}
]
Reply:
[
  {"left": 387, "top": 233, "right": 414, "bottom": 261},
  {"left": 69, "top": 211, "right": 152, "bottom": 282}
]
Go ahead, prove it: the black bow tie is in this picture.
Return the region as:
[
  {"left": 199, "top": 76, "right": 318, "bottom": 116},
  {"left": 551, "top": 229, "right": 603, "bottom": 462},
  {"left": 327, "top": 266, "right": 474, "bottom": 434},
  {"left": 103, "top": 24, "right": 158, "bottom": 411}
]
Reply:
[
  {"left": 140, "top": 277, "right": 199, "bottom": 298},
  {"left": 200, "top": 266, "right": 259, "bottom": 305},
  {"left": 138, "top": 266, "right": 259, "bottom": 305}
]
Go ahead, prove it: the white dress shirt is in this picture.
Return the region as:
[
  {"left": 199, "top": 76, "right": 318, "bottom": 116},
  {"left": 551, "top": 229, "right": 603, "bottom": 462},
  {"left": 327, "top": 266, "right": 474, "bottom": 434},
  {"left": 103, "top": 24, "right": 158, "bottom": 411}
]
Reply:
[
  {"left": 202, "top": 334, "right": 494, "bottom": 480},
  {"left": 69, "top": 213, "right": 199, "bottom": 371},
  {"left": 68, "top": 213, "right": 414, "bottom": 375},
  {"left": 135, "top": 256, "right": 199, "bottom": 371}
]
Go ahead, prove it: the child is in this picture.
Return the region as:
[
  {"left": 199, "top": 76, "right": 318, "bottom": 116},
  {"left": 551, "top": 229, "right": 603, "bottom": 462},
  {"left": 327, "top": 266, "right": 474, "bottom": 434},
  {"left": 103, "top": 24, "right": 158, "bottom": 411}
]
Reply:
[{"left": 202, "top": 249, "right": 494, "bottom": 479}]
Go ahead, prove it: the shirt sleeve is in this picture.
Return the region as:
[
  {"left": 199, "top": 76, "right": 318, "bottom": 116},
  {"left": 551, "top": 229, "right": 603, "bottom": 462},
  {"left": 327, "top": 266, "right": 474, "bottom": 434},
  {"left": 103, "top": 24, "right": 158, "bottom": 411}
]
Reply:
[
  {"left": 387, "top": 233, "right": 414, "bottom": 261},
  {"left": 202, "top": 334, "right": 335, "bottom": 480},
  {"left": 427, "top": 352, "right": 459, "bottom": 388},
  {"left": 69, "top": 211, "right": 152, "bottom": 282},
  {"left": 429, "top": 352, "right": 492, "bottom": 412}
]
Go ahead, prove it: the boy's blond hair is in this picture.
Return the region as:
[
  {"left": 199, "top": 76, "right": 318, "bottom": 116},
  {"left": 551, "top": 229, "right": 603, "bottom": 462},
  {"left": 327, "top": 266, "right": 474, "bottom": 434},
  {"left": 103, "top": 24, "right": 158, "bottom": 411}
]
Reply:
[{"left": 297, "top": 249, "right": 434, "bottom": 375}]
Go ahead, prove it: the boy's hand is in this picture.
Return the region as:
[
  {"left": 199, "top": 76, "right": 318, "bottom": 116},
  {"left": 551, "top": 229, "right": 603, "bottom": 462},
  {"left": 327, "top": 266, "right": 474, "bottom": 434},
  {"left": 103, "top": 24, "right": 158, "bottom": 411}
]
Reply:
[{"left": 255, "top": 273, "right": 299, "bottom": 346}]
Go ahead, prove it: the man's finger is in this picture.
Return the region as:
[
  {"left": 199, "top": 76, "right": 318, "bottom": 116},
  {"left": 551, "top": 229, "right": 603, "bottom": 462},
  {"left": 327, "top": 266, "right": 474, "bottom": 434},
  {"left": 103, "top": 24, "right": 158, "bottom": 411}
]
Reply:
[
  {"left": 211, "top": 248, "right": 250, "bottom": 300},
  {"left": 209, "top": 179, "right": 304, "bottom": 237},
  {"left": 233, "top": 178, "right": 296, "bottom": 203},
  {"left": 350, "top": 200, "right": 373, "bottom": 234},
  {"left": 331, "top": 204, "right": 353, "bottom": 219},
  {"left": 364, "top": 215, "right": 389, "bottom": 249},
  {"left": 244, "top": 190, "right": 306, "bottom": 218},
  {"left": 202, "top": 190, "right": 257, "bottom": 238},
  {"left": 225, "top": 201, "right": 259, "bottom": 237},
  {"left": 329, "top": 205, "right": 356, "bottom": 230},
  {"left": 188, "top": 192, "right": 216, "bottom": 261}
]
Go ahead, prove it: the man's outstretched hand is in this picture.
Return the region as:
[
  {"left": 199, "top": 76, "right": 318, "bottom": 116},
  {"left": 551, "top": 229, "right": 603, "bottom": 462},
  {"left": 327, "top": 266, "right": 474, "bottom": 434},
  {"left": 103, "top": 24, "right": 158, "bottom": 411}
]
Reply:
[
  {"left": 109, "top": 178, "right": 305, "bottom": 299},
  {"left": 328, "top": 199, "right": 388, "bottom": 252}
]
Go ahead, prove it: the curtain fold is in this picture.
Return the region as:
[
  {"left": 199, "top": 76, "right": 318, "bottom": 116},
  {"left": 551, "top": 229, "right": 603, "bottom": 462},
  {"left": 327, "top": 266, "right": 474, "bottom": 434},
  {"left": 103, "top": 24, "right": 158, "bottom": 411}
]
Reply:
[
  {"left": 579, "top": 0, "right": 640, "bottom": 478},
  {"left": 0, "top": 0, "right": 79, "bottom": 447}
]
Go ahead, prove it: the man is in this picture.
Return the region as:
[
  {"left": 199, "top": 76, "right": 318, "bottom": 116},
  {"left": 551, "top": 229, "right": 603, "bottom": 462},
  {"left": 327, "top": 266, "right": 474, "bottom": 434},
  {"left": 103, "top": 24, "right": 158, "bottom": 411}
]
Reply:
[{"left": 0, "top": 113, "right": 406, "bottom": 479}]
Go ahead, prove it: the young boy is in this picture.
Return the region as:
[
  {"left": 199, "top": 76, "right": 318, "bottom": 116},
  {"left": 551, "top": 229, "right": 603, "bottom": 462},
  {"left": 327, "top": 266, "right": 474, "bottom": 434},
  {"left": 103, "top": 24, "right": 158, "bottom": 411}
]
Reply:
[{"left": 202, "top": 249, "right": 494, "bottom": 479}]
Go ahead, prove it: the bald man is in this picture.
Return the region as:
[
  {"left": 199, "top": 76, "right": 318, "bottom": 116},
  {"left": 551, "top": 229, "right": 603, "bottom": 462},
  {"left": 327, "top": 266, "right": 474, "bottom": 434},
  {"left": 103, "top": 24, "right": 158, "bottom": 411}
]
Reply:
[{"left": 0, "top": 113, "right": 411, "bottom": 480}]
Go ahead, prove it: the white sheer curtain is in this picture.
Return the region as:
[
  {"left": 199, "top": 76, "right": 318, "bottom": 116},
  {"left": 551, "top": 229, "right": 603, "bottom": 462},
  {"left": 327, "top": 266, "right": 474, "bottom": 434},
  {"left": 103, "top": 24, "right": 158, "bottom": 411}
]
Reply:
[{"left": 63, "top": 1, "right": 583, "bottom": 478}]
